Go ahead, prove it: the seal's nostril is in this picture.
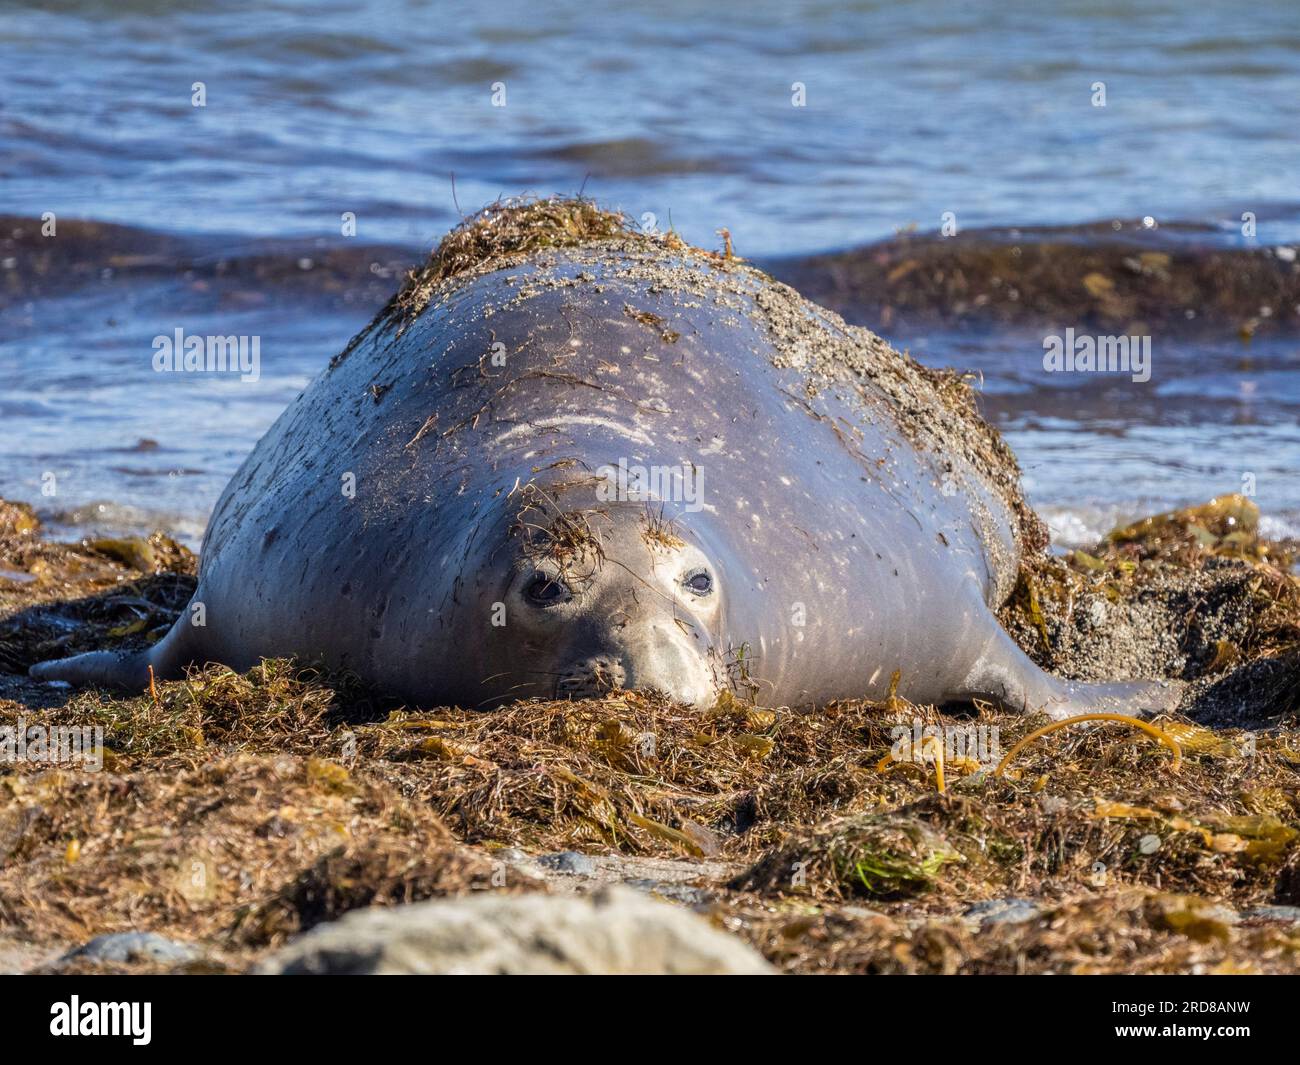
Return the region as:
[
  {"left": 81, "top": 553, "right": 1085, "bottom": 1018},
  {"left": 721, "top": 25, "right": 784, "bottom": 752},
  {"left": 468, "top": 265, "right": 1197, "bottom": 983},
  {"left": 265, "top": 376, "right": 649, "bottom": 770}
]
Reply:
[{"left": 555, "top": 657, "right": 627, "bottom": 699}]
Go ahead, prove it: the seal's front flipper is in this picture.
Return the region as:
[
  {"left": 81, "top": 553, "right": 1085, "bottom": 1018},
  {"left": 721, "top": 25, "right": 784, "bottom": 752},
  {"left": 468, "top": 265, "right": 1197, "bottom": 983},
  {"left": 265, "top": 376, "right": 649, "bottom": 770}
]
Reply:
[{"left": 953, "top": 621, "right": 1184, "bottom": 720}]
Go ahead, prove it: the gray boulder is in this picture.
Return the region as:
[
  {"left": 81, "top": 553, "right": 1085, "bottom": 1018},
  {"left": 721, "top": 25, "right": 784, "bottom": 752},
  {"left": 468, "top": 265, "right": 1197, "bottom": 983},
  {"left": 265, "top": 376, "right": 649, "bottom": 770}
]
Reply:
[
  {"left": 64, "top": 931, "right": 201, "bottom": 966},
  {"left": 256, "top": 887, "right": 775, "bottom": 975}
]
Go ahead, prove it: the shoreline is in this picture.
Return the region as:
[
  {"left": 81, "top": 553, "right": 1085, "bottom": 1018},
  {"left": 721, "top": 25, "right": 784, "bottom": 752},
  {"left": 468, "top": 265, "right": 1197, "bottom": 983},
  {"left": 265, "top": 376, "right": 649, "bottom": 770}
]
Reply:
[{"left": 6, "top": 212, "right": 1299, "bottom": 334}]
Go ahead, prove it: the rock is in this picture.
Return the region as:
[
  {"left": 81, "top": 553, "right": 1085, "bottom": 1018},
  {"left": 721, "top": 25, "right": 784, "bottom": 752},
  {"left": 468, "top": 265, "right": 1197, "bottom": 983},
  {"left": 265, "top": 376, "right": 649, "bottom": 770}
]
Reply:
[
  {"left": 624, "top": 878, "right": 713, "bottom": 907},
  {"left": 493, "top": 847, "right": 530, "bottom": 865},
  {"left": 1198, "top": 902, "right": 1241, "bottom": 926},
  {"left": 64, "top": 931, "right": 201, "bottom": 966},
  {"left": 256, "top": 887, "right": 776, "bottom": 975},
  {"left": 499, "top": 850, "right": 740, "bottom": 896},
  {"left": 963, "top": 898, "right": 1041, "bottom": 928},
  {"left": 1240, "top": 905, "right": 1300, "bottom": 924},
  {"left": 537, "top": 850, "right": 598, "bottom": 876}
]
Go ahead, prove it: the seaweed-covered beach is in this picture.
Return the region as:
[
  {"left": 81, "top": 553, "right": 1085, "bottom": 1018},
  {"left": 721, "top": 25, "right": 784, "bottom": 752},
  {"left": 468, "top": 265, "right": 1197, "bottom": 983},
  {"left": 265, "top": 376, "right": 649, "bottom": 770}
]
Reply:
[{"left": 3, "top": 490, "right": 1298, "bottom": 975}]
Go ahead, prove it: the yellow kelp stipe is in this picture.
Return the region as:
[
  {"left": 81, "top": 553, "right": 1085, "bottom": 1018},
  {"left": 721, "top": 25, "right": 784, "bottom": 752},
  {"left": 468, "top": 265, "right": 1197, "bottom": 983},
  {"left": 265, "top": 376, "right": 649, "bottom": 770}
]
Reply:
[{"left": 994, "top": 713, "right": 1183, "bottom": 779}]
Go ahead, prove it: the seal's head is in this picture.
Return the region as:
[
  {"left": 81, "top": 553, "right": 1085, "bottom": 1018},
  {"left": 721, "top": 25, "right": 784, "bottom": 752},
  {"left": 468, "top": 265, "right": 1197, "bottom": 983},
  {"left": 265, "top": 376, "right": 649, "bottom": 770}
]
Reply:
[{"left": 475, "top": 491, "right": 725, "bottom": 708}]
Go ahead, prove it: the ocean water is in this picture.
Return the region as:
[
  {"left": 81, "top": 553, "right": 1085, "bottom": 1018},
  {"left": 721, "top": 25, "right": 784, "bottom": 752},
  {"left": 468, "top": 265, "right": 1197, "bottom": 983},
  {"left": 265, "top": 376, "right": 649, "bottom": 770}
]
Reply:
[{"left": 2, "top": 0, "right": 1299, "bottom": 547}]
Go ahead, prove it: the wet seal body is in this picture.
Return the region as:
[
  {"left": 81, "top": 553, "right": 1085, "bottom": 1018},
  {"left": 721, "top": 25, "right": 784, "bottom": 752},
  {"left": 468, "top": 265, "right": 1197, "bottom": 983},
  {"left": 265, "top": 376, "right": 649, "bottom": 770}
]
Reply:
[{"left": 33, "top": 222, "right": 1180, "bottom": 718}]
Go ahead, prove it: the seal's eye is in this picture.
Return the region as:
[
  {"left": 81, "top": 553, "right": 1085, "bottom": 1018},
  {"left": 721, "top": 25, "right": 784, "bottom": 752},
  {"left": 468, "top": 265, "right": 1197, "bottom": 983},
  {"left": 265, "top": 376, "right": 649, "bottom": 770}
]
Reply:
[
  {"left": 683, "top": 568, "right": 713, "bottom": 596},
  {"left": 525, "top": 574, "right": 567, "bottom": 606}
]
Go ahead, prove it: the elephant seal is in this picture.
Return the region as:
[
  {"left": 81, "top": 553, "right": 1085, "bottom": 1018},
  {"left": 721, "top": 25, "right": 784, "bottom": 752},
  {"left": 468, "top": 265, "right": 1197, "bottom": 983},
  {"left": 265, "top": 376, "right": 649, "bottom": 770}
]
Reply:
[{"left": 33, "top": 200, "right": 1180, "bottom": 718}]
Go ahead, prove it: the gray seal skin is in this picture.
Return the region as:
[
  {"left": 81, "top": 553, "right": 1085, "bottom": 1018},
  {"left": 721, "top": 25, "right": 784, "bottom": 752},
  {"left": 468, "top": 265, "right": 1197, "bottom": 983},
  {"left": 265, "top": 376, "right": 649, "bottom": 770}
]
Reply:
[{"left": 33, "top": 234, "right": 1181, "bottom": 718}]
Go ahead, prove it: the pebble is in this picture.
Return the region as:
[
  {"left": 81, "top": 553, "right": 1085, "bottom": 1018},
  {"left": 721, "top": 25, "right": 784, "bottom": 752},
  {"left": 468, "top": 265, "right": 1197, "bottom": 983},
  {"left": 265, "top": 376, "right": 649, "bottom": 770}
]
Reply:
[
  {"left": 537, "top": 850, "right": 598, "bottom": 876},
  {"left": 1240, "top": 905, "right": 1300, "bottom": 924},
  {"left": 64, "top": 931, "right": 200, "bottom": 966},
  {"left": 963, "top": 898, "right": 1041, "bottom": 927},
  {"left": 624, "top": 878, "right": 712, "bottom": 907}
]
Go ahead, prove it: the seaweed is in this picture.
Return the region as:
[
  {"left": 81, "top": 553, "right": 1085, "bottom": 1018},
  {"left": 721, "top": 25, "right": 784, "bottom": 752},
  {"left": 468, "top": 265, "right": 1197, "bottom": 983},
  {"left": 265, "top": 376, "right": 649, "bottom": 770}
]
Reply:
[{"left": 390, "top": 196, "right": 636, "bottom": 324}]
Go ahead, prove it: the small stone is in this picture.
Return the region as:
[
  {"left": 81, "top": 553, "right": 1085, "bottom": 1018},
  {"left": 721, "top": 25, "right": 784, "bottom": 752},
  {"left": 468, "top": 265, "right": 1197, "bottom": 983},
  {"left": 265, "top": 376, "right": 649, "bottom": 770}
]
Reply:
[
  {"left": 494, "top": 847, "right": 530, "bottom": 865},
  {"left": 65, "top": 931, "right": 200, "bottom": 966},
  {"left": 624, "top": 878, "right": 712, "bottom": 907},
  {"left": 537, "top": 850, "right": 598, "bottom": 876},
  {"left": 1241, "top": 905, "right": 1300, "bottom": 924},
  {"left": 1205, "top": 904, "right": 1240, "bottom": 925},
  {"left": 963, "top": 898, "right": 1041, "bottom": 927}
]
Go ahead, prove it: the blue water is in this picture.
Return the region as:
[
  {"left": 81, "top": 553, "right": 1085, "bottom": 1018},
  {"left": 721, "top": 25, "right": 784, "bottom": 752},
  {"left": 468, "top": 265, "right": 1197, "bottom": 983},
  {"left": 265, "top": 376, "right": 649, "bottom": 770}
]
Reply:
[
  {"left": 6, "top": 0, "right": 1300, "bottom": 251},
  {"left": 2, "top": 0, "right": 1299, "bottom": 545}
]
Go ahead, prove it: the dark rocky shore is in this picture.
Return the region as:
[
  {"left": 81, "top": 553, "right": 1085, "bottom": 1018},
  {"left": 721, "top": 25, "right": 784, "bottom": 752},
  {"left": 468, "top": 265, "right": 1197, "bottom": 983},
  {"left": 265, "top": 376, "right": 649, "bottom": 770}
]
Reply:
[{"left": 6, "top": 214, "right": 1295, "bottom": 342}]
